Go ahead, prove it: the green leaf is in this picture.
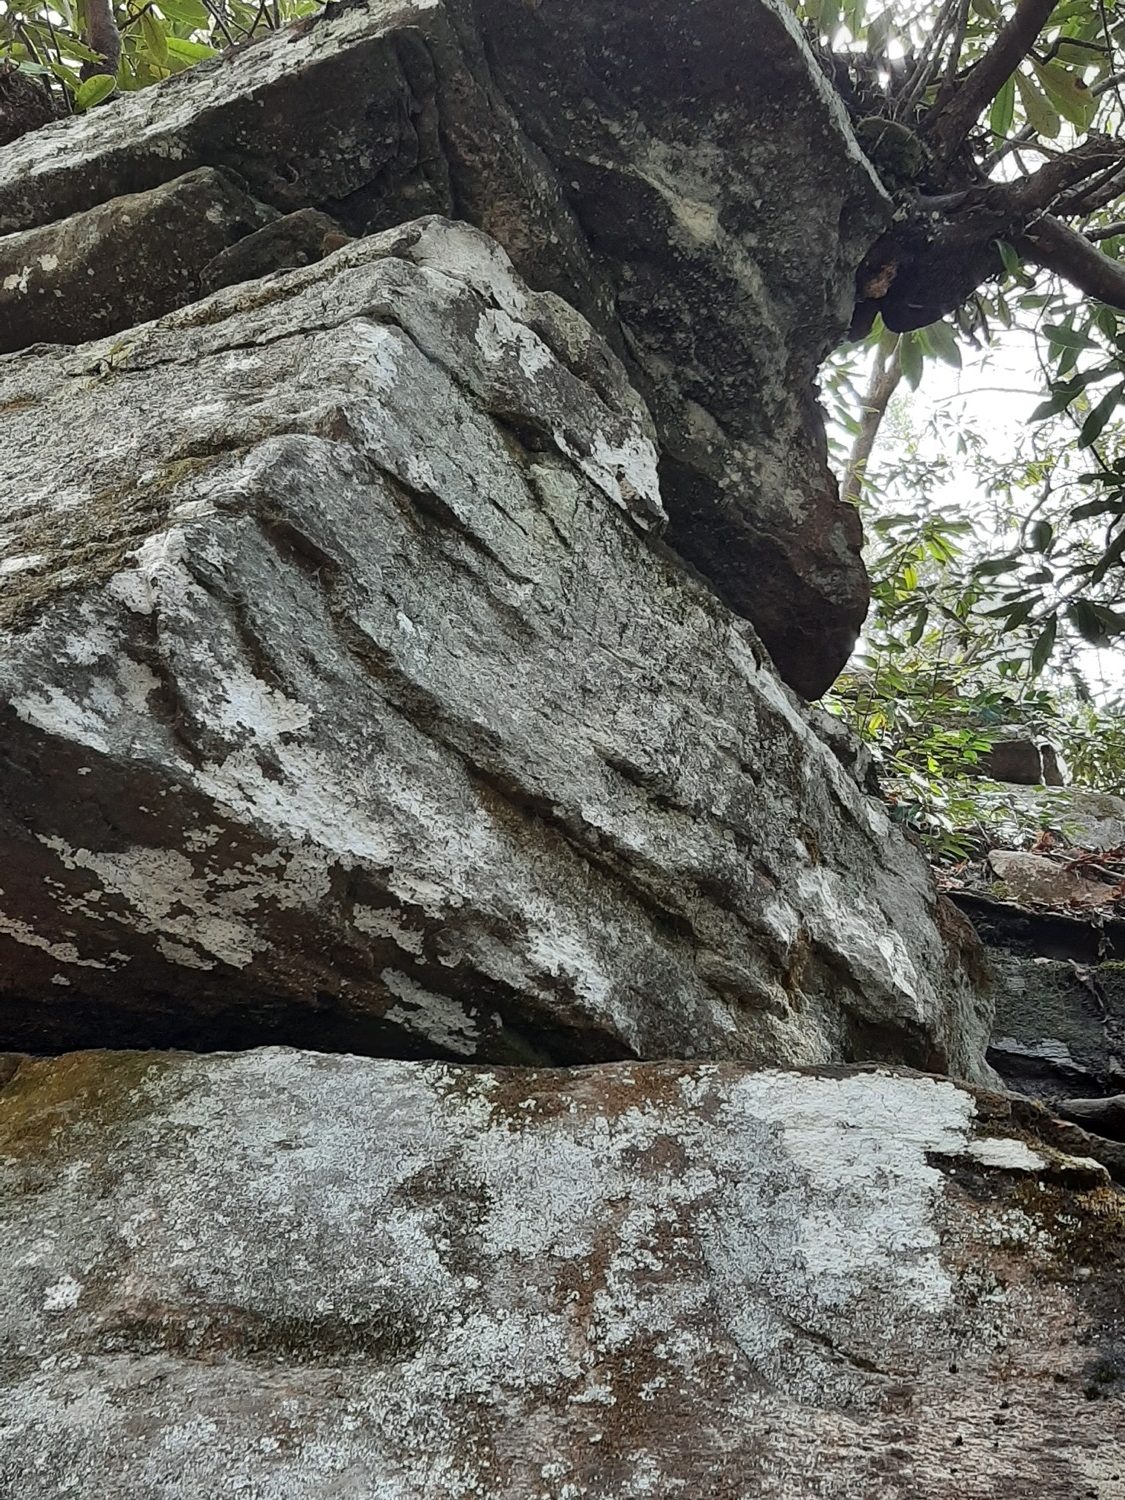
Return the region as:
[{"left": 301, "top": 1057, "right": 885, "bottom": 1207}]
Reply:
[
  {"left": 900, "top": 331, "right": 924, "bottom": 391},
  {"left": 141, "top": 10, "right": 170, "bottom": 65},
  {"left": 1044, "top": 323, "right": 1096, "bottom": 352},
  {"left": 164, "top": 35, "right": 219, "bottom": 60},
  {"left": 1030, "top": 615, "right": 1056, "bottom": 676},
  {"left": 924, "top": 318, "right": 962, "bottom": 369},
  {"left": 1028, "top": 519, "right": 1054, "bottom": 553},
  {"left": 989, "top": 76, "right": 1015, "bottom": 138},
  {"left": 1031, "top": 60, "right": 1096, "bottom": 130},
  {"left": 54, "top": 36, "right": 108, "bottom": 64},
  {"left": 1079, "top": 383, "right": 1124, "bottom": 449},
  {"left": 1015, "top": 71, "right": 1061, "bottom": 139},
  {"left": 46, "top": 59, "right": 82, "bottom": 94},
  {"left": 1030, "top": 393, "right": 1071, "bottom": 422},
  {"left": 155, "top": 0, "right": 213, "bottom": 24},
  {"left": 1068, "top": 598, "right": 1108, "bottom": 643},
  {"left": 74, "top": 73, "right": 117, "bottom": 111},
  {"left": 908, "top": 606, "right": 928, "bottom": 646},
  {"left": 1071, "top": 498, "right": 1121, "bottom": 522},
  {"left": 995, "top": 240, "right": 1023, "bottom": 279}
]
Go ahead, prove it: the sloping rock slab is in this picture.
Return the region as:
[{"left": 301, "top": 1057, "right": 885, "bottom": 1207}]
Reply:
[
  {"left": 1, "top": 1050, "right": 1123, "bottom": 1497},
  {"left": 0, "top": 168, "right": 277, "bottom": 354},
  {"left": 0, "top": 0, "right": 889, "bottom": 696},
  {"left": 0, "top": 219, "right": 988, "bottom": 1077}
]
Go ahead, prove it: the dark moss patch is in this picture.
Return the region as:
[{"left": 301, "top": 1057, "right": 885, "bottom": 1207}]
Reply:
[
  {"left": 0, "top": 455, "right": 219, "bottom": 633},
  {"left": 0, "top": 1050, "right": 188, "bottom": 1168},
  {"left": 83, "top": 1297, "right": 425, "bottom": 1366}
]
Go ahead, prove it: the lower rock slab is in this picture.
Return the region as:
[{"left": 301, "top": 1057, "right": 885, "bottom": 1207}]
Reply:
[{"left": 0, "top": 1049, "right": 1122, "bottom": 1497}]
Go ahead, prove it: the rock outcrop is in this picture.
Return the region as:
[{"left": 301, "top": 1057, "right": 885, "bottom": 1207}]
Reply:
[
  {"left": 0, "top": 0, "right": 889, "bottom": 696},
  {"left": 0, "top": 219, "right": 989, "bottom": 1079},
  {"left": 1, "top": 1049, "right": 1123, "bottom": 1498},
  {"left": 6, "top": 8, "right": 1116, "bottom": 1493}
]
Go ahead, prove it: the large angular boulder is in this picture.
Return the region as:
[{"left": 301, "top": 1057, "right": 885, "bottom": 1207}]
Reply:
[
  {"left": 1, "top": 1050, "right": 1122, "bottom": 1498},
  {"left": 0, "top": 0, "right": 889, "bottom": 695},
  {"left": 0, "top": 219, "right": 988, "bottom": 1077}
]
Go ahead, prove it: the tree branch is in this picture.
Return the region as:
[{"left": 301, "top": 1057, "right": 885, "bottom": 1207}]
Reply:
[
  {"left": 842, "top": 342, "right": 904, "bottom": 508},
  {"left": 925, "top": 0, "right": 1060, "bottom": 166},
  {"left": 1054, "top": 160, "right": 1125, "bottom": 218},
  {"left": 1008, "top": 134, "right": 1125, "bottom": 213},
  {"left": 80, "top": 0, "right": 121, "bottom": 79},
  {"left": 1019, "top": 213, "right": 1125, "bottom": 309}
]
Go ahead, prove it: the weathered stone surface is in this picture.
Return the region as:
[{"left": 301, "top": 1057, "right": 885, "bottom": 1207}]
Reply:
[
  {"left": 988, "top": 849, "right": 1117, "bottom": 909},
  {"left": 946, "top": 796, "right": 1125, "bottom": 1105},
  {"left": 463, "top": 0, "right": 889, "bottom": 697},
  {"left": 1, "top": 1049, "right": 1122, "bottom": 1498},
  {"left": 0, "top": 61, "right": 60, "bottom": 149},
  {"left": 0, "top": 218, "right": 988, "bottom": 1076},
  {"left": 0, "top": 0, "right": 889, "bottom": 695},
  {"left": 987, "top": 947, "right": 1125, "bottom": 1103},
  {"left": 0, "top": 168, "right": 277, "bottom": 354},
  {"left": 1007, "top": 786, "right": 1125, "bottom": 850},
  {"left": 953, "top": 876, "right": 1125, "bottom": 1103},
  {"left": 200, "top": 208, "right": 350, "bottom": 294},
  {"left": 1059, "top": 1092, "right": 1125, "bottom": 1142},
  {"left": 980, "top": 736, "right": 1062, "bottom": 786}
]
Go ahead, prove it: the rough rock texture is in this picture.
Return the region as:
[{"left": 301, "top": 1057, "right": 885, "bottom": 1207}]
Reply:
[
  {"left": 980, "top": 736, "right": 1065, "bottom": 786},
  {"left": 0, "top": 61, "right": 60, "bottom": 149},
  {"left": 1, "top": 1050, "right": 1122, "bottom": 1499},
  {"left": 459, "top": 0, "right": 890, "bottom": 697},
  {"left": 942, "top": 789, "right": 1125, "bottom": 1104},
  {"left": 0, "top": 168, "right": 278, "bottom": 355},
  {"left": 0, "top": 218, "right": 989, "bottom": 1077},
  {"left": 959, "top": 890, "right": 1125, "bottom": 1104},
  {"left": 0, "top": 0, "right": 889, "bottom": 695},
  {"left": 988, "top": 849, "right": 1118, "bottom": 909}
]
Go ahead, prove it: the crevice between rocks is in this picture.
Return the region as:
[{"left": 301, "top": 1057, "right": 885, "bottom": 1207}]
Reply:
[{"left": 0, "top": 982, "right": 640, "bottom": 1068}]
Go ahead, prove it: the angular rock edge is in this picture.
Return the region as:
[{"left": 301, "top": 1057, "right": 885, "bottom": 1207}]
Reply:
[
  {"left": 0, "top": 218, "right": 990, "bottom": 1080},
  {"left": 0, "top": 0, "right": 890, "bottom": 696}
]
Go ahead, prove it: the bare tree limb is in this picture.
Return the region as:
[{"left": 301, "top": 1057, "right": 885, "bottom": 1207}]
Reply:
[
  {"left": 1008, "top": 134, "right": 1125, "bottom": 213},
  {"left": 925, "top": 0, "right": 1060, "bottom": 166},
  {"left": 1019, "top": 213, "right": 1125, "bottom": 308},
  {"left": 842, "top": 342, "right": 904, "bottom": 508},
  {"left": 1088, "top": 220, "right": 1125, "bottom": 242},
  {"left": 896, "top": 0, "right": 961, "bottom": 121},
  {"left": 1054, "top": 160, "right": 1125, "bottom": 218},
  {"left": 80, "top": 0, "right": 121, "bottom": 79}
]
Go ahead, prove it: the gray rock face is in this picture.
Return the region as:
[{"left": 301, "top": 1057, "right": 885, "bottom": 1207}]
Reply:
[
  {"left": 988, "top": 948, "right": 1125, "bottom": 1101},
  {"left": 1, "top": 1049, "right": 1122, "bottom": 1499},
  {"left": 0, "top": 219, "right": 989, "bottom": 1078},
  {"left": 958, "top": 889, "right": 1125, "bottom": 1103},
  {"left": 0, "top": 168, "right": 278, "bottom": 355},
  {"left": 947, "top": 789, "right": 1125, "bottom": 1103},
  {"left": 0, "top": 0, "right": 888, "bottom": 695}
]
